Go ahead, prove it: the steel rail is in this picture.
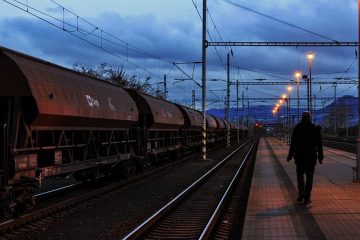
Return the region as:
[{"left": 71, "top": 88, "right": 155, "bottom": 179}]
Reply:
[
  {"left": 0, "top": 181, "right": 121, "bottom": 233},
  {"left": 323, "top": 139, "right": 356, "bottom": 153},
  {"left": 324, "top": 147, "right": 356, "bottom": 160},
  {"left": 35, "top": 183, "right": 80, "bottom": 198},
  {"left": 123, "top": 139, "right": 252, "bottom": 240},
  {"left": 199, "top": 140, "right": 257, "bottom": 239},
  {"left": 0, "top": 147, "right": 212, "bottom": 235}
]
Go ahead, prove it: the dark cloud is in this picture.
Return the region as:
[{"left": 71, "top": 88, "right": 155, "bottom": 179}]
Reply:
[
  {"left": 0, "top": 0, "right": 357, "bottom": 106},
  {"left": 0, "top": 17, "right": 105, "bottom": 65},
  {"left": 209, "top": 0, "right": 357, "bottom": 75}
]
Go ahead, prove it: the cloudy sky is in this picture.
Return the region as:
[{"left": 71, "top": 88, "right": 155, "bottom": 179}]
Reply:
[{"left": 0, "top": 0, "right": 358, "bottom": 111}]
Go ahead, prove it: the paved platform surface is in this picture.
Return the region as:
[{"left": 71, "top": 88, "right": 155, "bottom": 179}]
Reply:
[{"left": 242, "top": 137, "right": 360, "bottom": 240}]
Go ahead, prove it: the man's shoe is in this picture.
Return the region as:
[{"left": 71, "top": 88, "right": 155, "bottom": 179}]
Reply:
[
  {"left": 303, "top": 199, "right": 311, "bottom": 205},
  {"left": 296, "top": 194, "right": 304, "bottom": 203}
]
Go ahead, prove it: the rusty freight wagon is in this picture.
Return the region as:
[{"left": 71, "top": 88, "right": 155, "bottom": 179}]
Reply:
[
  {"left": 0, "top": 46, "right": 249, "bottom": 215},
  {"left": 0, "top": 47, "right": 139, "bottom": 213}
]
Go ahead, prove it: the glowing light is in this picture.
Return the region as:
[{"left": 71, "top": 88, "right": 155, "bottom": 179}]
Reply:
[{"left": 307, "top": 52, "right": 315, "bottom": 62}]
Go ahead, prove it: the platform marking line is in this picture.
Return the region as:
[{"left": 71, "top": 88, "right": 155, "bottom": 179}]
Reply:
[
  {"left": 324, "top": 147, "right": 356, "bottom": 160},
  {"left": 265, "top": 137, "right": 327, "bottom": 240}
]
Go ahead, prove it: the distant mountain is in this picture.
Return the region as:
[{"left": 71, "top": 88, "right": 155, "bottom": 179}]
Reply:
[
  {"left": 207, "top": 95, "right": 358, "bottom": 127},
  {"left": 314, "top": 95, "right": 357, "bottom": 127}
]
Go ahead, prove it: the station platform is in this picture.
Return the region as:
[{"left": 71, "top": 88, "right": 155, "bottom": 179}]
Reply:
[{"left": 242, "top": 137, "right": 360, "bottom": 239}]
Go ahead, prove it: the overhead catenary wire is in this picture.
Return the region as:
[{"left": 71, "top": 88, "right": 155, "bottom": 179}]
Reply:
[
  {"left": 338, "top": 56, "right": 358, "bottom": 79},
  {"left": 198, "top": 0, "right": 355, "bottom": 116},
  {"left": 191, "top": 0, "right": 227, "bottom": 71},
  {"left": 3, "top": 0, "right": 201, "bottom": 86},
  {"left": 314, "top": 55, "right": 358, "bottom": 98},
  {"left": 172, "top": 63, "right": 202, "bottom": 87},
  {"left": 338, "top": 84, "right": 357, "bottom": 96},
  {"left": 216, "top": 0, "right": 355, "bottom": 113},
  {"left": 206, "top": 3, "right": 242, "bottom": 109},
  {"left": 221, "top": 0, "right": 338, "bottom": 42},
  {"left": 2, "top": 0, "right": 164, "bottom": 78},
  {"left": 4, "top": 0, "right": 356, "bottom": 110},
  {"left": 206, "top": 6, "right": 241, "bottom": 75},
  {"left": 49, "top": 0, "right": 175, "bottom": 65},
  {"left": 232, "top": 65, "right": 293, "bottom": 81}
]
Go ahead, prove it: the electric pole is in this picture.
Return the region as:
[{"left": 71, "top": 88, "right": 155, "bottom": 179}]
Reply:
[
  {"left": 202, "top": 0, "right": 207, "bottom": 160},
  {"left": 226, "top": 53, "right": 230, "bottom": 148},
  {"left": 163, "top": 74, "right": 167, "bottom": 100},
  {"left": 333, "top": 82, "right": 337, "bottom": 136},
  {"left": 192, "top": 90, "right": 196, "bottom": 109},
  {"left": 242, "top": 91, "right": 245, "bottom": 138},
  {"left": 236, "top": 79, "right": 240, "bottom": 143}
]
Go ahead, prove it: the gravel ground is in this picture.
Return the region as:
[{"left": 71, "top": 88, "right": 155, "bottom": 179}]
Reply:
[{"left": 31, "top": 144, "right": 241, "bottom": 240}]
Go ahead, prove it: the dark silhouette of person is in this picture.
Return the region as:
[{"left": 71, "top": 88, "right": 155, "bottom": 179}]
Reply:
[{"left": 287, "top": 111, "right": 324, "bottom": 205}]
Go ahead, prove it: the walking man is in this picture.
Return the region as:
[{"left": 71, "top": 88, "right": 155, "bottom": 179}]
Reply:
[{"left": 287, "top": 111, "right": 324, "bottom": 205}]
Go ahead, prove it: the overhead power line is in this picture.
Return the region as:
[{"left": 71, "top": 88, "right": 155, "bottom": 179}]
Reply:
[
  {"left": 232, "top": 65, "right": 293, "bottom": 81},
  {"left": 3, "top": 0, "right": 199, "bottom": 83},
  {"left": 49, "top": 0, "right": 146, "bottom": 55},
  {"left": 2, "top": 0, "right": 165, "bottom": 78},
  {"left": 221, "top": 0, "right": 338, "bottom": 42},
  {"left": 206, "top": 7, "right": 240, "bottom": 72},
  {"left": 191, "top": 0, "right": 226, "bottom": 70},
  {"left": 338, "top": 56, "right": 358, "bottom": 79}
]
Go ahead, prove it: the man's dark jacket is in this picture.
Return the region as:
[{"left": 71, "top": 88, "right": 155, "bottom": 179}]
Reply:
[{"left": 287, "top": 121, "right": 323, "bottom": 165}]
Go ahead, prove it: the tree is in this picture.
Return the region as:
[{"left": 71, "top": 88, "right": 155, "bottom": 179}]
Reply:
[{"left": 73, "top": 63, "right": 164, "bottom": 98}]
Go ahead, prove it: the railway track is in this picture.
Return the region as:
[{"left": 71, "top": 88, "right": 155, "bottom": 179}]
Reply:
[
  {"left": 0, "top": 154, "right": 197, "bottom": 238},
  {"left": 0, "top": 142, "right": 244, "bottom": 239},
  {"left": 123, "top": 139, "right": 257, "bottom": 239},
  {"left": 0, "top": 180, "right": 123, "bottom": 239},
  {"left": 323, "top": 138, "right": 356, "bottom": 153}
]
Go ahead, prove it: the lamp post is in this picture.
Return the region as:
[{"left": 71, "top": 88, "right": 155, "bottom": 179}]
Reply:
[
  {"left": 294, "top": 71, "right": 301, "bottom": 123},
  {"left": 303, "top": 74, "right": 309, "bottom": 112},
  {"left": 307, "top": 52, "right": 315, "bottom": 120},
  {"left": 278, "top": 99, "right": 283, "bottom": 139},
  {"left": 287, "top": 86, "right": 292, "bottom": 144},
  {"left": 273, "top": 107, "right": 278, "bottom": 137},
  {"left": 281, "top": 94, "right": 287, "bottom": 142},
  {"left": 278, "top": 98, "right": 283, "bottom": 135}
]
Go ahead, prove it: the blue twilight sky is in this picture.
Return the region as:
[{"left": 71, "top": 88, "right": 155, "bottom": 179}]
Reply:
[{"left": 0, "top": 0, "right": 358, "bottom": 110}]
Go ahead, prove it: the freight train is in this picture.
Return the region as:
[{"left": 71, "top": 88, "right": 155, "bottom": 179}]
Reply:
[{"left": 0, "top": 47, "right": 248, "bottom": 214}]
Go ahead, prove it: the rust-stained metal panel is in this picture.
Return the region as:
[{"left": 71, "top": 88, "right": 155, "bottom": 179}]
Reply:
[
  {"left": 214, "top": 117, "right": 225, "bottom": 129},
  {"left": 0, "top": 50, "right": 32, "bottom": 97},
  {"left": 2, "top": 49, "right": 139, "bottom": 129},
  {"left": 177, "top": 105, "right": 202, "bottom": 128},
  {"left": 15, "top": 154, "right": 37, "bottom": 171},
  {"left": 206, "top": 115, "right": 217, "bottom": 129},
  {"left": 139, "top": 93, "right": 184, "bottom": 128}
]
